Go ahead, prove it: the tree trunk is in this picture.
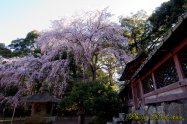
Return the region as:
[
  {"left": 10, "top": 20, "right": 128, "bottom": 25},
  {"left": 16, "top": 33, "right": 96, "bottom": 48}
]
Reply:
[
  {"left": 90, "top": 54, "right": 98, "bottom": 80},
  {"left": 92, "top": 69, "right": 96, "bottom": 80},
  {"left": 11, "top": 104, "right": 17, "bottom": 124},
  {"left": 90, "top": 64, "right": 96, "bottom": 81}
]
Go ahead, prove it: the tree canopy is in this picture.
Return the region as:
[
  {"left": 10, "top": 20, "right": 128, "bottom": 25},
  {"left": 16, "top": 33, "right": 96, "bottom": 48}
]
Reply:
[
  {"left": 144, "top": 0, "right": 187, "bottom": 51},
  {"left": 9, "top": 30, "right": 40, "bottom": 57},
  {"left": 120, "top": 10, "right": 148, "bottom": 54},
  {"left": 119, "top": 0, "right": 187, "bottom": 53},
  {"left": 38, "top": 8, "right": 133, "bottom": 80}
]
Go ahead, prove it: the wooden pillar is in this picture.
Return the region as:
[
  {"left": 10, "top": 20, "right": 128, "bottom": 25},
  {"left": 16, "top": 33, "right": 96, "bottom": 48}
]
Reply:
[
  {"left": 138, "top": 80, "right": 145, "bottom": 105},
  {"left": 151, "top": 73, "right": 157, "bottom": 91},
  {"left": 152, "top": 73, "right": 158, "bottom": 100},
  {"left": 131, "top": 81, "right": 138, "bottom": 110},
  {"left": 173, "top": 55, "right": 185, "bottom": 81}
]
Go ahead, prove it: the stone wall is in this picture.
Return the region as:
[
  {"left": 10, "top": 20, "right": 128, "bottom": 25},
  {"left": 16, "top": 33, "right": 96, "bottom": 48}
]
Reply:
[
  {"left": 143, "top": 100, "right": 187, "bottom": 124},
  {"left": 128, "top": 99, "right": 187, "bottom": 124}
]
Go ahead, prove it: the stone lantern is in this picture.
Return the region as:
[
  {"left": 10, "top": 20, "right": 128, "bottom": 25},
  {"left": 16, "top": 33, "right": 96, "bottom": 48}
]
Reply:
[{"left": 25, "top": 84, "right": 60, "bottom": 124}]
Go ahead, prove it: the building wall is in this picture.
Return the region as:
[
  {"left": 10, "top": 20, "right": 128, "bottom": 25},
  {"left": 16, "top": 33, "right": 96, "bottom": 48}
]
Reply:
[{"left": 127, "top": 35, "right": 187, "bottom": 124}]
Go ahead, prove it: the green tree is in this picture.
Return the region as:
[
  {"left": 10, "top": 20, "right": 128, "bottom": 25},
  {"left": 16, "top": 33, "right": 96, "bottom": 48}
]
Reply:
[
  {"left": 9, "top": 30, "right": 40, "bottom": 57},
  {"left": 120, "top": 10, "right": 148, "bottom": 54},
  {"left": 97, "top": 52, "right": 117, "bottom": 85},
  {"left": 60, "top": 80, "right": 121, "bottom": 124},
  {"left": 0, "top": 43, "right": 12, "bottom": 58}
]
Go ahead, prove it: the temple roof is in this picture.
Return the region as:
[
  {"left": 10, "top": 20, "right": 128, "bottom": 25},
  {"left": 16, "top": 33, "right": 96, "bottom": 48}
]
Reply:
[
  {"left": 25, "top": 83, "right": 60, "bottom": 103},
  {"left": 119, "top": 53, "right": 147, "bottom": 81},
  {"left": 25, "top": 92, "right": 60, "bottom": 103}
]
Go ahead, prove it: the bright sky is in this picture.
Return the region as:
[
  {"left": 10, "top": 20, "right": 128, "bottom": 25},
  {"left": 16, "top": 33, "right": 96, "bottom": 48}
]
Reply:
[{"left": 0, "top": 0, "right": 169, "bottom": 45}]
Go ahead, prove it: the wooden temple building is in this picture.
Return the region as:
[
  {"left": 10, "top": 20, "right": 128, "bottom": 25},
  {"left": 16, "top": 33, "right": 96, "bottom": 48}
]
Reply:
[{"left": 119, "top": 13, "right": 187, "bottom": 124}]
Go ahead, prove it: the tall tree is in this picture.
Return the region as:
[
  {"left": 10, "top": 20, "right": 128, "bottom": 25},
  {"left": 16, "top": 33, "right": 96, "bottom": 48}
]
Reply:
[
  {"left": 120, "top": 10, "right": 148, "bottom": 54},
  {"left": 38, "top": 9, "right": 133, "bottom": 80}
]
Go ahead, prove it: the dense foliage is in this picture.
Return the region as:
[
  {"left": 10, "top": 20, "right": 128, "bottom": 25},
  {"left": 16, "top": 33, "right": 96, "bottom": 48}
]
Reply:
[
  {"left": 120, "top": 0, "right": 187, "bottom": 54},
  {"left": 120, "top": 10, "right": 148, "bottom": 54},
  {"left": 0, "top": 43, "right": 12, "bottom": 58},
  {"left": 60, "top": 80, "right": 122, "bottom": 119},
  {"left": 9, "top": 30, "right": 40, "bottom": 57},
  {"left": 144, "top": 0, "right": 187, "bottom": 51}
]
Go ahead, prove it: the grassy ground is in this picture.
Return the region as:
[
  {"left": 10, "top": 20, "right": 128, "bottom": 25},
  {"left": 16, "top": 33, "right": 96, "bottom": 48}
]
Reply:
[{"left": 0, "top": 117, "right": 25, "bottom": 122}]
